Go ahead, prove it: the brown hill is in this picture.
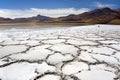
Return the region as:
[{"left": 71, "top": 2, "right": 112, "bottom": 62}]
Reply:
[
  {"left": 0, "top": 17, "right": 12, "bottom": 23},
  {"left": 54, "top": 7, "right": 120, "bottom": 24},
  {"left": 13, "top": 15, "right": 50, "bottom": 23},
  {"left": 116, "top": 9, "right": 120, "bottom": 13},
  {"left": 0, "top": 7, "right": 120, "bottom": 24}
]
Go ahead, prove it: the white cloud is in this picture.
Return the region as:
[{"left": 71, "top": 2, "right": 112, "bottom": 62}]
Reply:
[
  {"left": 0, "top": 8, "right": 89, "bottom": 19},
  {"left": 94, "top": 2, "right": 115, "bottom": 8}
]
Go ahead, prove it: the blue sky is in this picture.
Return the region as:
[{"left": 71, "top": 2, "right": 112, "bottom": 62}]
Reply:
[
  {"left": 0, "top": 0, "right": 119, "bottom": 18},
  {"left": 0, "top": 0, "right": 119, "bottom": 9}
]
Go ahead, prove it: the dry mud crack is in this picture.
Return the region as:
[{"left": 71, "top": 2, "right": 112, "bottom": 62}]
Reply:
[{"left": 0, "top": 25, "right": 120, "bottom": 80}]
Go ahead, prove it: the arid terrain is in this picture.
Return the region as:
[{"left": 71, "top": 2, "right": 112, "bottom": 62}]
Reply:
[
  {"left": 0, "top": 25, "right": 120, "bottom": 80},
  {"left": 0, "top": 7, "right": 120, "bottom": 24}
]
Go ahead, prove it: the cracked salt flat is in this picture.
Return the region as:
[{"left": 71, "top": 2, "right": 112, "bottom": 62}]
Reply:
[
  {"left": 0, "top": 46, "right": 2, "bottom": 49},
  {"left": 35, "top": 62, "right": 56, "bottom": 74},
  {"left": 62, "top": 61, "right": 88, "bottom": 75},
  {"left": 90, "top": 64, "right": 116, "bottom": 72},
  {"left": 37, "top": 75, "right": 61, "bottom": 80},
  {"left": 99, "top": 40, "right": 120, "bottom": 45},
  {"left": 10, "top": 45, "right": 53, "bottom": 61},
  {"left": 0, "top": 45, "right": 28, "bottom": 58},
  {"left": 74, "top": 70, "right": 116, "bottom": 80},
  {"left": 41, "top": 39, "right": 65, "bottom": 44},
  {"left": 1, "top": 40, "right": 20, "bottom": 45},
  {"left": 50, "top": 43, "right": 79, "bottom": 56},
  {"left": 78, "top": 51, "right": 97, "bottom": 63},
  {"left": 0, "top": 62, "right": 56, "bottom": 80},
  {"left": 80, "top": 46, "right": 116, "bottom": 55},
  {"left": 84, "top": 37, "right": 105, "bottom": 41},
  {"left": 20, "top": 40, "right": 40, "bottom": 46},
  {"left": 109, "top": 44, "right": 120, "bottom": 51},
  {"left": 47, "top": 53, "right": 73, "bottom": 65},
  {"left": 90, "top": 53, "right": 119, "bottom": 64},
  {"left": 66, "top": 39, "right": 98, "bottom": 46},
  {"left": 113, "top": 52, "right": 120, "bottom": 61},
  {"left": 0, "top": 24, "right": 120, "bottom": 80}
]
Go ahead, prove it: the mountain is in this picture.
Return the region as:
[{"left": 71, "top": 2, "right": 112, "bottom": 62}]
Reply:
[
  {"left": 13, "top": 15, "right": 50, "bottom": 23},
  {"left": 0, "top": 17, "right": 12, "bottom": 23},
  {"left": 116, "top": 9, "right": 120, "bottom": 13},
  {"left": 0, "top": 7, "right": 120, "bottom": 24},
  {"left": 107, "top": 8, "right": 120, "bottom": 24},
  {"left": 54, "top": 7, "right": 120, "bottom": 24}
]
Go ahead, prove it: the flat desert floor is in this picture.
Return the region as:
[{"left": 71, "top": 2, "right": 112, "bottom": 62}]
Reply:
[{"left": 0, "top": 25, "right": 120, "bottom": 80}]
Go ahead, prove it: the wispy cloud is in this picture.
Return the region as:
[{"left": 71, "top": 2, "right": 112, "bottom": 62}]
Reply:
[
  {"left": 0, "top": 8, "right": 89, "bottom": 19},
  {"left": 93, "top": 2, "right": 116, "bottom": 8}
]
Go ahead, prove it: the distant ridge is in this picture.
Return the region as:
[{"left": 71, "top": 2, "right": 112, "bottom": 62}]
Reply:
[
  {"left": 13, "top": 15, "right": 50, "bottom": 23},
  {"left": 51, "top": 7, "right": 120, "bottom": 24},
  {"left": 115, "top": 9, "right": 120, "bottom": 13},
  {"left": 0, "top": 7, "right": 120, "bottom": 24}
]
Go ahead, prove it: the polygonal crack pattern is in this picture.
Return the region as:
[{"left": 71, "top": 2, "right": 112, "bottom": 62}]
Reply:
[{"left": 0, "top": 25, "right": 120, "bottom": 80}]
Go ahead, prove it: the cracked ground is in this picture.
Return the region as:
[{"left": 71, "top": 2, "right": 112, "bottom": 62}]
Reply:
[{"left": 0, "top": 25, "right": 120, "bottom": 80}]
